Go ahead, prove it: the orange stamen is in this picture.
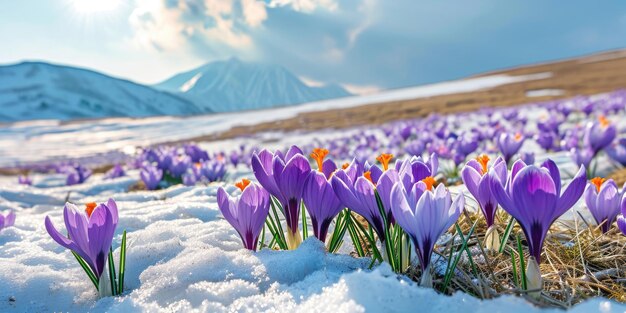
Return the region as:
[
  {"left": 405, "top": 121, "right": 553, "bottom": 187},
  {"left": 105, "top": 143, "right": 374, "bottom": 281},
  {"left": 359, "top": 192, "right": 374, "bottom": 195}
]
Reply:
[
  {"left": 590, "top": 177, "right": 605, "bottom": 192},
  {"left": 514, "top": 132, "right": 522, "bottom": 141},
  {"left": 342, "top": 162, "right": 350, "bottom": 170},
  {"left": 363, "top": 171, "right": 374, "bottom": 184},
  {"left": 85, "top": 202, "right": 97, "bottom": 217},
  {"left": 422, "top": 176, "right": 436, "bottom": 191},
  {"left": 599, "top": 115, "right": 610, "bottom": 127},
  {"left": 235, "top": 178, "right": 251, "bottom": 191},
  {"left": 476, "top": 154, "right": 490, "bottom": 175},
  {"left": 310, "top": 148, "right": 329, "bottom": 172},
  {"left": 376, "top": 153, "right": 394, "bottom": 171}
]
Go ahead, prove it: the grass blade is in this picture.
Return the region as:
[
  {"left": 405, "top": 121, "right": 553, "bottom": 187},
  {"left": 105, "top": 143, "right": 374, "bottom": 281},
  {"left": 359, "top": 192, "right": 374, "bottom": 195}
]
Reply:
[
  {"left": 510, "top": 247, "right": 519, "bottom": 288},
  {"left": 118, "top": 230, "right": 127, "bottom": 294},
  {"left": 516, "top": 234, "right": 527, "bottom": 290},
  {"left": 301, "top": 202, "right": 308, "bottom": 240},
  {"left": 108, "top": 247, "right": 117, "bottom": 296},
  {"left": 499, "top": 216, "right": 516, "bottom": 253}
]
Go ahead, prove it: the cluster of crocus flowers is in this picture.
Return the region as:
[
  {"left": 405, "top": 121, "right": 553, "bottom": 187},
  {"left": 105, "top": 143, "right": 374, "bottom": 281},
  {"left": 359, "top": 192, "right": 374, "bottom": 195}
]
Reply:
[
  {"left": 45, "top": 199, "right": 127, "bottom": 297},
  {"left": 584, "top": 177, "right": 625, "bottom": 233},
  {"left": 0, "top": 211, "right": 16, "bottom": 232},
  {"left": 390, "top": 181, "right": 464, "bottom": 286},
  {"left": 217, "top": 179, "right": 270, "bottom": 251},
  {"left": 252, "top": 146, "right": 311, "bottom": 249},
  {"left": 490, "top": 159, "right": 586, "bottom": 290},
  {"left": 461, "top": 155, "right": 506, "bottom": 250}
]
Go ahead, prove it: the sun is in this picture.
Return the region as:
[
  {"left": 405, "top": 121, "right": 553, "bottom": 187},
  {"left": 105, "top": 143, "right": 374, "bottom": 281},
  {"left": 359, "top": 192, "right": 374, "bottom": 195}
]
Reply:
[{"left": 70, "top": 0, "right": 121, "bottom": 13}]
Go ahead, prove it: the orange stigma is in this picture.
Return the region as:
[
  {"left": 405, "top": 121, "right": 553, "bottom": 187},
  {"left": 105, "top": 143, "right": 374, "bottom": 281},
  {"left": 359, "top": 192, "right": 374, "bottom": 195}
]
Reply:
[
  {"left": 342, "top": 162, "right": 350, "bottom": 170},
  {"left": 599, "top": 115, "right": 610, "bottom": 127},
  {"left": 422, "top": 176, "right": 436, "bottom": 191},
  {"left": 476, "top": 154, "right": 490, "bottom": 175},
  {"left": 376, "top": 153, "right": 394, "bottom": 171},
  {"left": 310, "top": 148, "right": 329, "bottom": 172},
  {"left": 514, "top": 132, "right": 522, "bottom": 141},
  {"left": 195, "top": 162, "right": 202, "bottom": 169},
  {"left": 235, "top": 178, "right": 251, "bottom": 191},
  {"left": 363, "top": 171, "right": 374, "bottom": 184},
  {"left": 85, "top": 202, "right": 97, "bottom": 217},
  {"left": 590, "top": 177, "right": 605, "bottom": 192}
]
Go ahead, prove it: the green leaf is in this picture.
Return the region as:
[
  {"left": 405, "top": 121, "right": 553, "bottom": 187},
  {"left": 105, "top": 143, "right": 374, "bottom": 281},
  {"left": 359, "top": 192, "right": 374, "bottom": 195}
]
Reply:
[
  {"left": 72, "top": 251, "right": 99, "bottom": 291},
  {"left": 516, "top": 234, "right": 527, "bottom": 290},
  {"left": 510, "top": 247, "right": 519, "bottom": 288},
  {"left": 499, "top": 216, "right": 516, "bottom": 253},
  {"left": 118, "top": 230, "right": 127, "bottom": 294},
  {"left": 108, "top": 247, "right": 117, "bottom": 296}
]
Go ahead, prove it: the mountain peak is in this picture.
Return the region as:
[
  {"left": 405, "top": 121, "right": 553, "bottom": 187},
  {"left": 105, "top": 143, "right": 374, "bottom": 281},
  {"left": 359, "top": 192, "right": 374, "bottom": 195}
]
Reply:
[{"left": 154, "top": 58, "right": 351, "bottom": 112}]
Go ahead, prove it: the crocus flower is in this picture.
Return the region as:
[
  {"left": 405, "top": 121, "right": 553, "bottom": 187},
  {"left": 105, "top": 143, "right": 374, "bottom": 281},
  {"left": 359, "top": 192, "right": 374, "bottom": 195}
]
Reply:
[
  {"left": 168, "top": 155, "right": 191, "bottom": 178},
  {"left": 184, "top": 144, "right": 209, "bottom": 162},
  {"left": 60, "top": 164, "right": 92, "bottom": 186},
  {"left": 45, "top": 199, "right": 119, "bottom": 279},
  {"left": 497, "top": 132, "right": 525, "bottom": 164},
  {"left": 332, "top": 156, "right": 399, "bottom": 242},
  {"left": 617, "top": 196, "right": 626, "bottom": 236},
  {"left": 584, "top": 116, "right": 616, "bottom": 154},
  {"left": 18, "top": 175, "right": 32, "bottom": 185},
  {"left": 584, "top": 178, "right": 625, "bottom": 233},
  {"left": 140, "top": 164, "right": 163, "bottom": 190},
  {"left": 303, "top": 165, "right": 344, "bottom": 242},
  {"left": 390, "top": 182, "right": 464, "bottom": 286},
  {"left": 104, "top": 164, "right": 125, "bottom": 179},
  {"left": 569, "top": 147, "right": 594, "bottom": 170},
  {"left": 606, "top": 138, "right": 626, "bottom": 166},
  {"left": 490, "top": 159, "right": 586, "bottom": 263},
  {"left": 461, "top": 155, "right": 506, "bottom": 227},
  {"left": 217, "top": 179, "right": 270, "bottom": 251},
  {"left": 200, "top": 159, "right": 227, "bottom": 182},
  {"left": 0, "top": 211, "right": 16, "bottom": 231},
  {"left": 251, "top": 146, "right": 311, "bottom": 249}
]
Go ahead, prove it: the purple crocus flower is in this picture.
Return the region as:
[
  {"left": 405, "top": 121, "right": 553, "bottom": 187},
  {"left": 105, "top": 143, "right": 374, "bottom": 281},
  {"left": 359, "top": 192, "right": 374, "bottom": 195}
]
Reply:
[
  {"left": 569, "top": 147, "right": 594, "bottom": 169},
  {"left": 390, "top": 182, "right": 464, "bottom": 284},
  {"left": 584, "top": 178, "right": 625, "bottom": 233},
  {"left": 217, "top": 179, "right": 270, "bottom": 251},
  {"left": 0, "top": 211, "right": 16, "bottom": 231},
  {"left": 520, "top": 152, "right": 535, "bottom": 165},
  {"left": 18, "top": 175, "right": 32, "bottom": 185},
  {"left": 104, "top": 164, "right": 125, "bottom": 179},
  {"left": 497, "top": 132, "right": 525, "bottom": 164},
  {"left": 461, "top": 155, "right": 506, "bottom": 227},
  {"left": 584, "top": 116, "right": 616, "bottom": 154},
  {"left": 606, "top": 138, "right": 626, "bottom": 166},
  {"left": 184, "top": 144, "right": 209, "bottom": 162},
  {"left": 168, "top": 155, "right": 191, "bottom": 178},
  {"left": 303, "top": 170, "right": 344, "bottom": 243},
  {"left": 140, "top": 164, "right": 163, "bottom": 190},
  {"left": 200, "top": 159, "right": 227, "bottom": 182},
  {"left": 60, "top": 164, "right": 92, "bottom": 186},
  {"left": 490, "top": 159, "right": 586, "bottom": 263},
  {"left": 331, "top": 159, "right": 398, "bottom": 241},
  {"left": 251, "top": 146, "right": 311, "bottom": 249},
  {"left": 45, "top": 199, "right": 119, "bottom": 279}
]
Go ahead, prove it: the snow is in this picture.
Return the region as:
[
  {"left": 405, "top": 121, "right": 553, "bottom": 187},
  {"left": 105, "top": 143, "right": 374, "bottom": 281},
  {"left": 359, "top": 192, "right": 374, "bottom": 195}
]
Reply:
[
  {"left": 0, "top": 174, "right": 623, "bottom": 312},
  {"left": 0, "top": 71, "right": 551, "bottom": 167},
  {"left": 526, "top": 89, "right": 565, "bottom": 97}
]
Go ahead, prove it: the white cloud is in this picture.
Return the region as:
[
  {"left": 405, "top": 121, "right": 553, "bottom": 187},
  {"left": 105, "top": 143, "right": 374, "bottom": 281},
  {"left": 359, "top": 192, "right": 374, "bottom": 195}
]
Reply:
[
  {"left": 129, "top": 0, "right": 267, "bottom": 53},
  {"left": 267, "top": 0, "right": 338, "bottom": 13}
]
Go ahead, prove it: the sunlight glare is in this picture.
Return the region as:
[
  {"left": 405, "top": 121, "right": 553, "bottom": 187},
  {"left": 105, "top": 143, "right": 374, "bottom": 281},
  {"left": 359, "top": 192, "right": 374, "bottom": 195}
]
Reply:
[{"left": 71, "top": 0, "right": 121, "bottom": 13}]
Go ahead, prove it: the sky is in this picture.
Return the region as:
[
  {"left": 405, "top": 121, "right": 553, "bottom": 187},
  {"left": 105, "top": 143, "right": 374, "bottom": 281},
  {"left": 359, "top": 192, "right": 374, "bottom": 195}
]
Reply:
[{"left": 1, "top": 0, "right": 626, "bottom": 94}]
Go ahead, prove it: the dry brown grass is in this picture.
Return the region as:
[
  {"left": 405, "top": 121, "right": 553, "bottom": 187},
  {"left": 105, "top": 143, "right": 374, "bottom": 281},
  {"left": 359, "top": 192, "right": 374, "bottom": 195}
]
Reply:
[{"left": 407, "top": 210, "right": 626, "bottom": 308}]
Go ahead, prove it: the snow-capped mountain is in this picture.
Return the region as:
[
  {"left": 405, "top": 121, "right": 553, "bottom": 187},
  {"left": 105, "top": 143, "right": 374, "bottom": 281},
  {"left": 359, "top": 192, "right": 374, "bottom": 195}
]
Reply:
[
  {"left": 0, "top": 62, "right": 201, "bottom": 122},
  {"left": 154, "top": 58, "right": 352, "bottom": 112}
]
